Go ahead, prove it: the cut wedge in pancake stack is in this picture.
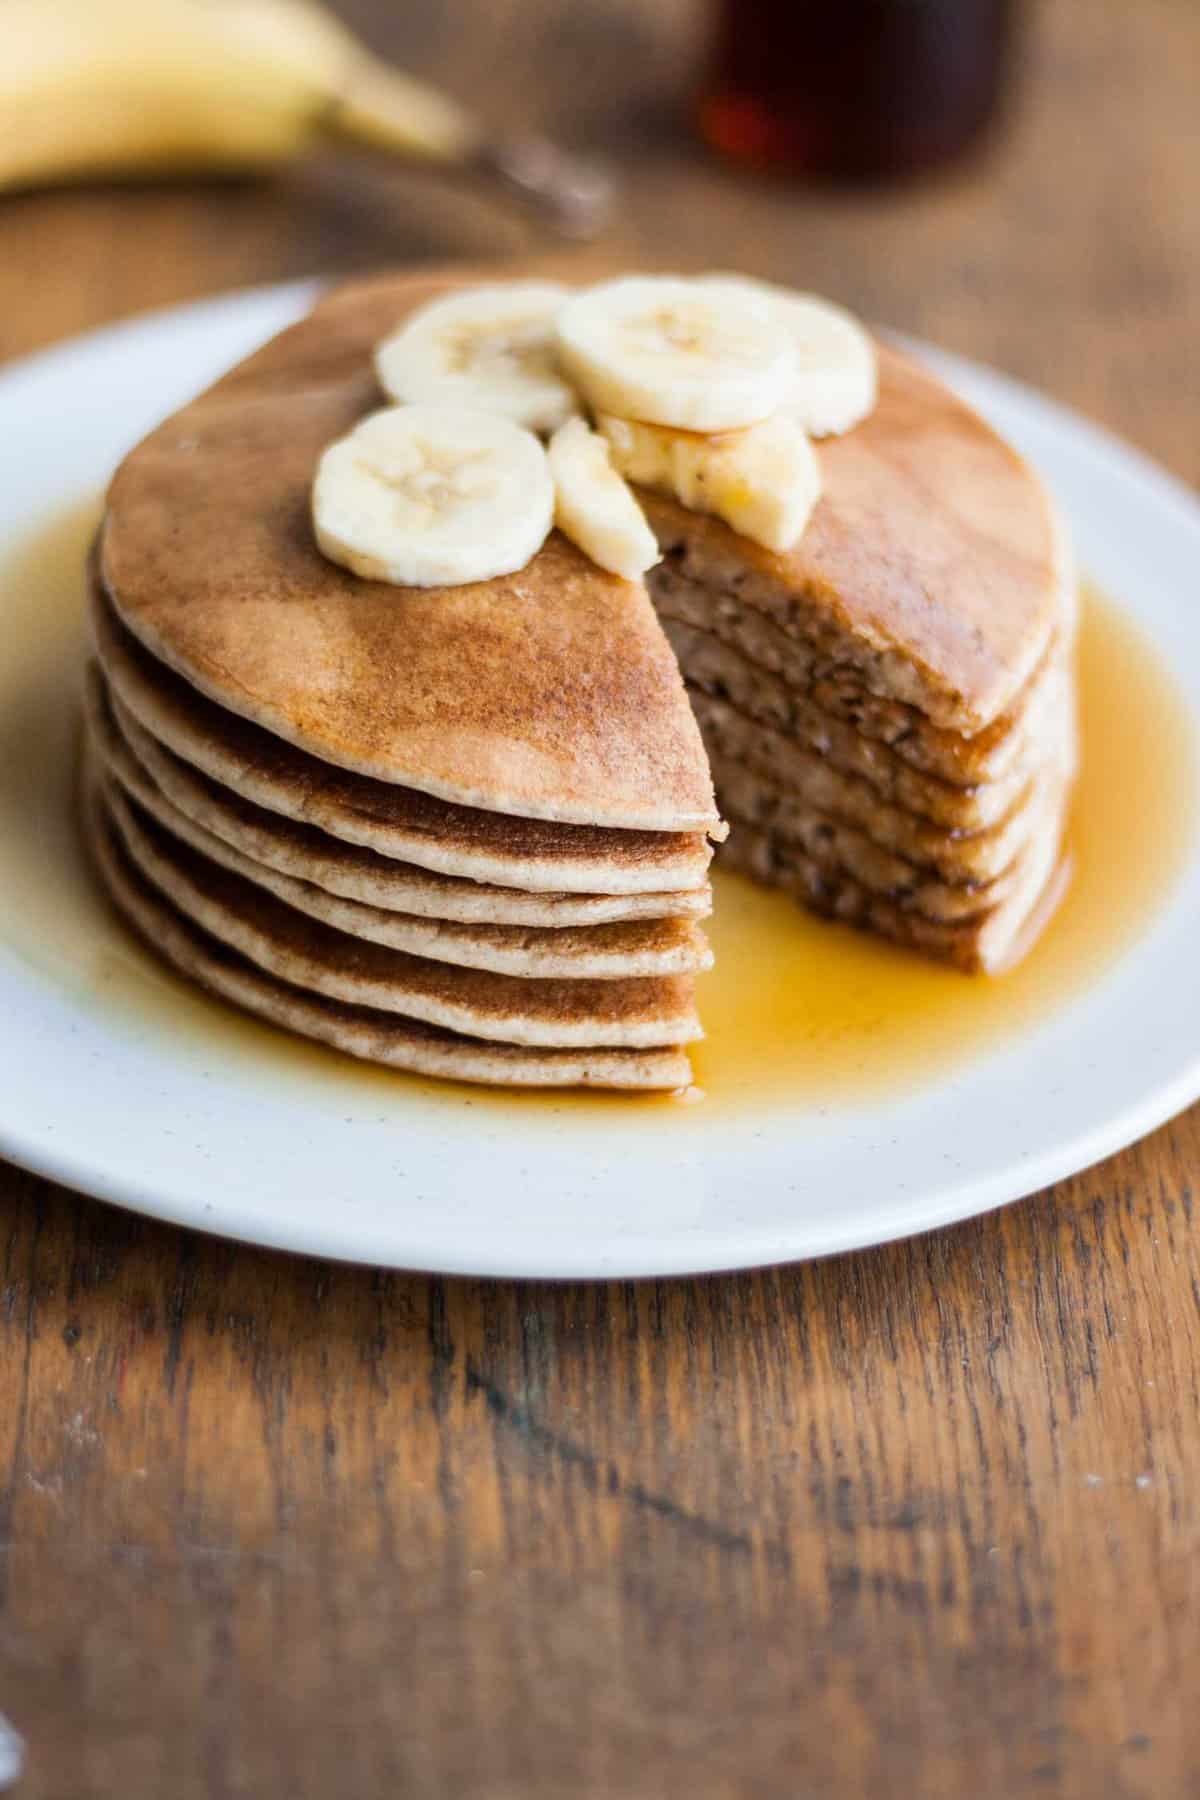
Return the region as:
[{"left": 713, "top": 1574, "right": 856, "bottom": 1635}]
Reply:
[
  {"left": 82, "top": 263, "right": 1079, "bottom": 1093},
  {"left": 639, "top": 339, "right": 1078, "bottom": 975}
]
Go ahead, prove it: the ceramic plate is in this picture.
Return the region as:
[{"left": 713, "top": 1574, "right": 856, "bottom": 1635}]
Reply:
[{"left": 1, "top": 280, "right": 1198, "bottom": 1278}]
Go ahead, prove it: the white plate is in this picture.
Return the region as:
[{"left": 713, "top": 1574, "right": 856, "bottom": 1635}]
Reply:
[{"left": 1, "top": 280, "right": 1198, "bottom": 1279}]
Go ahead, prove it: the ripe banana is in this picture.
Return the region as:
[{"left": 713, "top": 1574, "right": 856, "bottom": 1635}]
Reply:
[
  {"left": 699, "top": 276, "right": 878, "bottom": 437},
  {"left": 375, "top": 283, "right": 579, "bottom": 435},
  {"left": 307, "top": 273, "right": 867, "bottom": 590},
  {"left": 0, "top": 0, "right": 610, "bottom": 232},
  {"left": 547, "top": 417, "right": 660, "bottom": 580},
  {"left": 599, "top": 411, "right": 822, "bottom": 554},
  {"left": 312, "top": 405, "right": 554, "bottom": 589},
  {"left": 555, "top": 276, "right": 797, "bottom": 434}
]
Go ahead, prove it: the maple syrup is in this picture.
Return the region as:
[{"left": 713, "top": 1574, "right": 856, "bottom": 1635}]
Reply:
[
  {"left": 698, "top": 0, "right": 1018, "bottom": 181},
  {"left": 0, "top": 500, "right": 1195, "bottom": 1126}
]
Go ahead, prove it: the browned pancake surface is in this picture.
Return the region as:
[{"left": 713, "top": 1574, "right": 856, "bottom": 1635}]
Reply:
[
  {"left": 651, "top": 564, "right": 1072, "bottom": 786},
  {"left": 84, "top": 662, "right": 711, "bottom": 928},
  {"left": 100, "top": 270, "right": 718, "bottom": 833},
  {"left": 99, "top": 769, "right": 702, "bottom": 1049},
  {"left": 86, "top": 787, "right": 690, "bottom": 1089},
  {"left": 642, "top": 348, "right": 1066, "bottom": 732},
  {"left": 721, "top": 792, "right": 1070, "bottom": 974},
  {"left": 102, "top": 264, "right": 1063, "bottom": 803},
  {"left": 98, "top": 766, "right": 713, "bottom": 980},
  {"left": 92, "top": 590, "right": 713, "bottom": 895}
]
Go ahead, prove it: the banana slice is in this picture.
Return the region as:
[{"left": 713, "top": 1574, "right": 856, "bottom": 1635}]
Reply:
[
  {"left": 547, "top": 418, "right": 660, "bottom": 580},
  {"left": 598, "top": 412, "right": 822, "bottom": 555},
  {"left": 555, "top": 275, "right": 796, "bottom": 434},
  {"left": 313, "top": 405, "right": 554, "bottom": 588},
  {"left": 698, "top": 276, "right": 877, "bottom": 437},
  {"left": 374, "top": 283, "right": 577, "bottom": 434}
]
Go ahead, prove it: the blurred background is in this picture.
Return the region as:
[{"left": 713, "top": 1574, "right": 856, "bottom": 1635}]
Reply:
[{"left": 1, "top": 0, "right": 1197, "bottom": 483}]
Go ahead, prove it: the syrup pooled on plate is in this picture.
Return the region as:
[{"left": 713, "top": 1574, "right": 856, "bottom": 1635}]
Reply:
[
  {"left": 689, "top": 583, "right": 1197, "bottom": 1110},
  {"left": 0, "top": 503, "right": 1194, "bottom": 1120}
]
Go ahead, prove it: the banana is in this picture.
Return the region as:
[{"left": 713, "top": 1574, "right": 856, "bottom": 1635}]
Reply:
[
  {"left": 547, "top": 418, "right": 660, "bottom": 580},
  {"left": 555, "top": 276, "right": 796, "bottom": 434},
  {"left": 375, "top": 284, "right": 578, "bottom": 435},
  {"left": 0, "top": 0, "right": 612, "bottom": 232},
  {"left": 598, "top": 412, "right": 822, "bottom": 555},
  {"left": 0, "top": 0, "right": 476, "bottom": 192},
  {"left": 312, "top": 406, "right": 554, "bottom": 589},
  {"left": 699, "top": 276, "right": 878, "bottom": 437}
]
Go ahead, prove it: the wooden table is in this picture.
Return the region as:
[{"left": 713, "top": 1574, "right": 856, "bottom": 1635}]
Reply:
[{"left": 1, "top": 3, "right": 1197, "bottom": 1794}]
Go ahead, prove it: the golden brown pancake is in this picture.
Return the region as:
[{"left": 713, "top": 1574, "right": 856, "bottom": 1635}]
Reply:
[
  {"left": 92, "top": 590, "right": 714, "bottom": 896},
  {"left": 720, "top": 782, "right": 1072, "bottom": 974},
  {"left": 296, "top": 266, "right": 1067, "bottom": 731},
  {"left": 100, "top": 266, "right": 1063, "bottom": 821},
  {"left": 98, "top": 275, "right": 720, "bottom": 834},
  {"left": 85, "top": 785, "right": 691, "bottom": 1090},
  {"left": 667, "top": 620, "right": 1069, "bottom": 829},
  {"left": 712, "top": 762, "right": 1070, "bottom": 923},
  {"left": 639, "top": 355, "right": 1070, "bottom": 733},
  {"left": 651, "top": 555, "right": 1074, "bottom": 787},
  {"left": 662, "top": 617, "right": 1070, "bottom": 812},
  {"left": 84, "top": 666, "right": 712, "bottom": 929},
  {"left": 99, "top": 772, "right": 713, "bottom": 981},
  {"left": 96, "top": 765, "right": 703, "bottom": 1050},
  {"left": 689, "top": 689, "right": 1076, "bottom": 882}
]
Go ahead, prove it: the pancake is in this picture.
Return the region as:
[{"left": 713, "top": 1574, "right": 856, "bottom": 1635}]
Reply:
[
  {"left": 84, "top": 666, "right": 712, "bottom": 930},
  {"left": 662, "top": 617, "right": 1070, "bottom": 811},
  {"left": 92, "top": 587, "right": 714, "bottom": 897},
  {"left": 639, "top": 352, "right": 1070, "bottom": 733},
  {"left": 98, "top": 773, "right": 713, "bottom": 980},
  {"left": 96, "top": 764, "right": 703, "bottom": 1050},
  {"left": 99, "top": 267, "right": 1062, "bottom": 821},
  {"left": 84, "top": 786, "right": 691, "bottom": 1090},
  {"left": 648, "top": 536, "right": 1075, "bottom": 787},
  {"left": 712, "top": 762, "right": 1068, "bottom": 922},
  {"left": 99, "top": 276, "right": 720, "bottom": 834},
  {"left": 720, "top": 774, "right": 1072, "bottom": 974},
  {"left": 689, "top": 690, "right": 1075, "bottom": 883}
]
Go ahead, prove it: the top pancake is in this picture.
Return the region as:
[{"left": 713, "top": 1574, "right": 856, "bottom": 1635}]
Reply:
[
  {"left": 102, "top": 264, "right": 1065, "bottom": 806},
  {"left": 641, "top": 347, "right": 1067, "bottom": 733},
  {"left": 100, "top": 270, "right": 719, "bottom": 835}
]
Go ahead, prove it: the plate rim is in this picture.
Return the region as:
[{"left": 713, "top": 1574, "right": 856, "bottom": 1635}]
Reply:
[{"left": 2, "top": 973, "right": 1198, "bottom": 1280}]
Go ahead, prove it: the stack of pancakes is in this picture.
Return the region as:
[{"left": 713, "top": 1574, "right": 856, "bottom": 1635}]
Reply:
[
  {"left": 643, "top": 348, "right": 1077, "bottom": 973},
  {"left": 82, "top": 267, "right": 1078, "bottom": 1090},
  {"left": 84, "top": 593, "right": 719, "bottom": 1090},
  {"left": 83, "top": 281, "right": 726, "bottom": 1091}
]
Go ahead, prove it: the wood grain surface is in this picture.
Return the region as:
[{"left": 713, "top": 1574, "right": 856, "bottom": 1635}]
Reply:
[{"left": 1, "top": 2, "right": 1198, "bottom": 1795}]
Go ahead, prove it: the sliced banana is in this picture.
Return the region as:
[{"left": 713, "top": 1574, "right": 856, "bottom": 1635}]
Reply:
[
  {"left": 555, "top": 275, "right": 796, "bottom": 434},
  {"left": 599, "top": 411, "right": 822, "bottom": 555},
  {"left": 546, "top": 418, "right": 660, "bottom": 580},
  {"left": 313, "top": 404, "right": 554, "bottom": 588},
  {"left": 698, "top": 275, "right": 877, "bottom": 437},
  {"left": 374, "top": 282, "right": 577, "bottom": 434}
]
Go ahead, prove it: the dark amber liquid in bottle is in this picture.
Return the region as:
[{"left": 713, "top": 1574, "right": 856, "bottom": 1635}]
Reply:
[{"left": 698, "top": 0, "right": 1017, "bottom": 180}]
